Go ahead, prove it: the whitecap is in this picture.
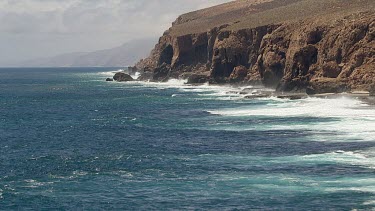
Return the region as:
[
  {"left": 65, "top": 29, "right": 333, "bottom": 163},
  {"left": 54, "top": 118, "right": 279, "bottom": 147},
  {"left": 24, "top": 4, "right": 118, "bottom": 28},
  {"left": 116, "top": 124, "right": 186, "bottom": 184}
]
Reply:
[
  {"left": 23, "top": 179, "right": 54, "bottom": 188},
  {"left": 97, "top": 70, "right": 119, "bottom": 76},
  {"left": 133, "top": 72, "right": 141, "bottom": 79},
  {"left": 207, "top": 97, "right": 375, "bottom": 142},
  {"left": 208, "top": 97, "right": 371, "bottom": 118},
  {"left": 123, "top": 78, "right": 188, "bottom": 89},
  {"left": 298, "top": 150, "right": 375, "bottom": 169},
  {"left": 363, "top": 200, "right": 375, "bottom": 205}
]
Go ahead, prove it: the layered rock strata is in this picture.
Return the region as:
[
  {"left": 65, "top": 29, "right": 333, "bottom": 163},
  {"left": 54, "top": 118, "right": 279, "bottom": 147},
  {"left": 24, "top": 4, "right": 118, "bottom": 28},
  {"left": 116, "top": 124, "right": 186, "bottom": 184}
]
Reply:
[{"left": 133, "top": 0, "right": 375, "bottom": 94}]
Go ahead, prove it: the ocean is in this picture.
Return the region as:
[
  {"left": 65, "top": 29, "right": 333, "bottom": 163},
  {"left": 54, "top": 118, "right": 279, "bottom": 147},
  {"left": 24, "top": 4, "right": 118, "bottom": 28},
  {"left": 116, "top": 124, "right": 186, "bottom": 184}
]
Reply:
[{"left": 0, "top": 67, "right": 374, "bottom": 210}]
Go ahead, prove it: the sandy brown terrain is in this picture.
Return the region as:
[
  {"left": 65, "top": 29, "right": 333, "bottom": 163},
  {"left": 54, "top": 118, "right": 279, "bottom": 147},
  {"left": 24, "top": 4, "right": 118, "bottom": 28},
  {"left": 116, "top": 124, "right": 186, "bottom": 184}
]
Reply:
[{"left": 170, "top": 0, "right": 374, "bottom": 35}]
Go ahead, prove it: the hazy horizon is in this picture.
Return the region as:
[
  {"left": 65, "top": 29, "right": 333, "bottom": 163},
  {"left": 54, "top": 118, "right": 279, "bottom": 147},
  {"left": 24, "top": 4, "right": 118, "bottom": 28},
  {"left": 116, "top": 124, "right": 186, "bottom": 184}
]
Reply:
[{"left": 0, "top": 0, "right": 231, "bottom": 66}]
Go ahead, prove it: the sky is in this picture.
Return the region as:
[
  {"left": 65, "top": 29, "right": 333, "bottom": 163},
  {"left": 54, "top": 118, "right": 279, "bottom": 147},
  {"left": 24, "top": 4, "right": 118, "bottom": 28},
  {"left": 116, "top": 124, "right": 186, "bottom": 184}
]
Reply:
[{"left": 0, "top": 0, "right": 231, "bottom": 65}]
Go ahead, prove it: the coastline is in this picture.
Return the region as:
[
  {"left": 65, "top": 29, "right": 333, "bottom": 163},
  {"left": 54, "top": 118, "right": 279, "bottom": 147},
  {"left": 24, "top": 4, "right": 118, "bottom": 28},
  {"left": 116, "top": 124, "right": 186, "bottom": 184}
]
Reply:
[
  {"left": 108, "top": 69, "right": 375, "bottom": 106},
  {"left": 121, "top": 0, "right": 374, "bottom": 96}
]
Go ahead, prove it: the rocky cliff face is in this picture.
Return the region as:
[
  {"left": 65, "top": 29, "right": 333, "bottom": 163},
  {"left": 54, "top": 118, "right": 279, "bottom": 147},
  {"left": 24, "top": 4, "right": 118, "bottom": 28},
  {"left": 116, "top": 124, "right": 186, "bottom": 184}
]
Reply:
[{"left": 135, "top": 0, "right": 375, "bottom": 93}]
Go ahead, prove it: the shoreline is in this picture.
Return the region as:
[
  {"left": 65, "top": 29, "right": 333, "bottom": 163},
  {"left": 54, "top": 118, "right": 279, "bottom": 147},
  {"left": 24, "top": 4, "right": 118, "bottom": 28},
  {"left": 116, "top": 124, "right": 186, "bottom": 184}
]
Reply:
[{"left": 108, "top": 73, "right": 375, "bottom": 105}]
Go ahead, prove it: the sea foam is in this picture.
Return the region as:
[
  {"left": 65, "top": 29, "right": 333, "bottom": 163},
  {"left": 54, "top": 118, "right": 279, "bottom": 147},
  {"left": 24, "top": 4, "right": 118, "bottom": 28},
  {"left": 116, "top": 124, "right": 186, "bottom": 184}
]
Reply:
[{"left": 207, "top": 96, "right": 375, "bottom": 142}]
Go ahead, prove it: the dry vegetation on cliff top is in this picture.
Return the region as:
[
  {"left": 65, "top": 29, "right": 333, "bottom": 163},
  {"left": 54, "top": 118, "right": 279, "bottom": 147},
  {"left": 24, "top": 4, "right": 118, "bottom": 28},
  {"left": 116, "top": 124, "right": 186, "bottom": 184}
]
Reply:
[{"left": 170, "top": 0, "right": 375, "bottom": 36}]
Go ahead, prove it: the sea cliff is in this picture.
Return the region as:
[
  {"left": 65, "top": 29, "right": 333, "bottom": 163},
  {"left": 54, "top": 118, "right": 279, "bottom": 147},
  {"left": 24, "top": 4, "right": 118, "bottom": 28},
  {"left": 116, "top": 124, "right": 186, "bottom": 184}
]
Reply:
[{"left": 132, "top": 0, "right": 375, "bottom": 94}]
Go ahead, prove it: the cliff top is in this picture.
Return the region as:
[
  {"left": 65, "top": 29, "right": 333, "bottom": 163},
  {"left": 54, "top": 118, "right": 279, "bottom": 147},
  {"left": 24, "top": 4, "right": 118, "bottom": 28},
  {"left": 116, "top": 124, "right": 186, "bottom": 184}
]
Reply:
[{"left": 169, "top": 0, "right": 375, "bottom": 36}]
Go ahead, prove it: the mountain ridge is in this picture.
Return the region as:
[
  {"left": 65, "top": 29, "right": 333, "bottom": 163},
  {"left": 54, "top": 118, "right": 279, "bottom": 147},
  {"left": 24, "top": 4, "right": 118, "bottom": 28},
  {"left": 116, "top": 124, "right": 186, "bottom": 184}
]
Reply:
[{"left": 8, "top": 38, "right": 157, "bottom": 67}]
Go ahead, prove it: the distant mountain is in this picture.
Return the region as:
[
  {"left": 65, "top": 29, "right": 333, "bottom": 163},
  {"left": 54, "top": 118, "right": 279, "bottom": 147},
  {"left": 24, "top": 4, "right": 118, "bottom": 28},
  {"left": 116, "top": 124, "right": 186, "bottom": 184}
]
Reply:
[{"left": 14, "top": 38, "right": 157, "bottom": 67}]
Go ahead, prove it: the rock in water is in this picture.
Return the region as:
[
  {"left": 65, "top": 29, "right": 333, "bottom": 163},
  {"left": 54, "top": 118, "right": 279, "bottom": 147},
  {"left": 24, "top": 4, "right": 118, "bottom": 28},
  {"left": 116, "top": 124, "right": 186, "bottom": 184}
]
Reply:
[
  {"left": 137, "top": 72, "right": 154, "bottom": 81},
  {"left": 306, "top": 78, "right": 348, "bottom": 95},
  {"left": 186, "top": 74, "right": 209, "bottom": 84},
  {"left": 113, "top": 72, "right": 134, "bottom": 82},
  {"left": 106, "top": 78, "right": 113, "bottom": 82}
]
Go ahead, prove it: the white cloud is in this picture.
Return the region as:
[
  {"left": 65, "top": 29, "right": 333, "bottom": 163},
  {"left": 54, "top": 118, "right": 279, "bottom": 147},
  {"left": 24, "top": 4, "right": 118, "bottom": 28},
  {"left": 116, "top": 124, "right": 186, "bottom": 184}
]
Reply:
[{"left": 0, "top": 0, "right": 232, "bottom": 64}]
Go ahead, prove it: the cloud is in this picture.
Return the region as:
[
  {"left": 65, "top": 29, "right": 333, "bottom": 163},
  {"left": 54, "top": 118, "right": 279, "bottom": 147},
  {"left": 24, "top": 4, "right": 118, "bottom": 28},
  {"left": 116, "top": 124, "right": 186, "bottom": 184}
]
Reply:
[
  {"left": 0, "top": 0, "right": 231, "bottom": 34},
  {"left": 0, "top": 0, "right": 232, "bottom": 64}
]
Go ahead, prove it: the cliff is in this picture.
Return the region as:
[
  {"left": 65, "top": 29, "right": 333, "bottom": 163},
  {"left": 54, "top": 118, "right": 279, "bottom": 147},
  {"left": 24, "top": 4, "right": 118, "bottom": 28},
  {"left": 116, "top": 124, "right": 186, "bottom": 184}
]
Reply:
[{"left": 135, "top": 0, "right": 375, "bottom": 93}]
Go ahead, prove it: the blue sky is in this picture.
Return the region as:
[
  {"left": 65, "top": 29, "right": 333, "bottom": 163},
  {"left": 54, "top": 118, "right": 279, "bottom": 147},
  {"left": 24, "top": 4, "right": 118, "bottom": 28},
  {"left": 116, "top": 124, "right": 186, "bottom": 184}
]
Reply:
[{"left": 0, "top": 0, "right": 231, "bottom": 65}]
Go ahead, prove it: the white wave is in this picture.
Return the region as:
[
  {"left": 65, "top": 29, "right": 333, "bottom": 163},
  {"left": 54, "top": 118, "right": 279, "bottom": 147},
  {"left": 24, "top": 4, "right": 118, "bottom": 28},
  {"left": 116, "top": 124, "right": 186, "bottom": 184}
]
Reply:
[
  {"left": 363, "top": 200, "right": 375, "bottom": 205},
  {"left": 72, "top": 170, "right": 88, "bottom": 176},
  {"left": 207, "top": 97, "right": 375, "bottom": 141},
  {"left": 197, "top": 150, "right": 375, "bottom": 170},
  {"left": 214, "top": 172, "right": 375, "bottom": 196},
  {"left": 105, "top": 72, "right": 273, "bottom": 101},
  {"left": 127, "top": 78, "right": 248, "bottom": 99},
  {"left": 208, "top": 97, "right": 371, "bottom": 117},
  {"left": 126, "top": 78, "right": 188, "bottom": 88},
  {"left": 23, "top": 179, "right": 54, "bottom": 188},
  {"left": 97, "top": 70, "right": 119, "bottom": 76},
  {"left": 133, "top": 72, "right": 141, "bottom": 79},
  {"left": 298, "top": 150, "right": 375, "bottom": 169},
  {"left": 325, "top": 179, "right": 375, "bottom": 194},
  {"left": 97, "top": 69, "right": 143, "bottom": 79}
]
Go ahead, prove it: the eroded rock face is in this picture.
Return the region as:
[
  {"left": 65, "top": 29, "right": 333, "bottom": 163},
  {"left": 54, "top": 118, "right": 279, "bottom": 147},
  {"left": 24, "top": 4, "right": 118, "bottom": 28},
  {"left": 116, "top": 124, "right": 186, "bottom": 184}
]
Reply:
[
  {"left": 137, "top": 71, "right": 154, "bottom": 81},
  {"left": 322, "top": 62, "right": 341, "bottom": 78},
  {"left": 134, "top": 0, "right": 375, "bottom": 94},
  {"left": 152, "top": 63, "right": 171, "bottom": 82},
  {"left": 230, "top": 65, "right": 248, "bottom": 82},
  {"left": 306, "top": 78, "right": 348, "bottom": 95}
]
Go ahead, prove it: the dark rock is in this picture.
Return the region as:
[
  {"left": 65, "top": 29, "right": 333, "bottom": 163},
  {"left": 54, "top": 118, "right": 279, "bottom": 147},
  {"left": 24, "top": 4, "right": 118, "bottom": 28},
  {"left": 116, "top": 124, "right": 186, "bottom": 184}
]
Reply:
[
  {"left": 244, "top": 94, "right": 271, "bottom": 99},
  {"left": 261, "top": 49, "right": 286, "bottom": 87},
  {"left": 370, "top": 84, "right": 375, "bottom": 96},
  {"left": 113, "top": 72, "right": 134, "bottom": 82},
  {"left": 127, "top": 66, "right": 139, "bottom": 75},
  {"left": 138, "top": 72, "right": 154, "bottom": 81},
  {"left": 229, "top": 65, "right": 248, "bottom": 82},
  {"left": 277, "top": 94, "right": 308, "bottom": 100},
  {"left": 106, "top": 78, "right": 113, "bottom": 81},
  {"left": 186, "top": 74, "right": 209, "bottom": 84},
  {"left": 322, "top": 61, "right": 341, "bottom": 78},
  {"left": 292, "top": 45, "right": 318, "bottom": 77},
  {"left": 306, "top": 78, "right": 348, "bottom": 95},
  {"left": 153, "top": 63, "right": 171, "bottom": 81},
  {"left": 306, "top": 28, "right": 324, "bottom": 44}
]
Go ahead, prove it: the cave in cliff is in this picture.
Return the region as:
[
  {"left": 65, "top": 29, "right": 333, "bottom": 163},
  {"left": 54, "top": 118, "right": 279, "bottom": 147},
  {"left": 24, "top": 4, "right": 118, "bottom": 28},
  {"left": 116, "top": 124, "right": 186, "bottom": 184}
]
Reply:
[{"left": 136, "top": 0, "right": 375, "bottom": 93}]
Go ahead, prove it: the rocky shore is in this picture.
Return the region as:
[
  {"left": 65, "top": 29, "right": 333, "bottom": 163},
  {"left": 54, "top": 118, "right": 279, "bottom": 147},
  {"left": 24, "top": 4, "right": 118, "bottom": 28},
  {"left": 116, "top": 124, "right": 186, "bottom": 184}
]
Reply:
[{"left": 115, "top": 0, "right": 375, "bottom": 95}]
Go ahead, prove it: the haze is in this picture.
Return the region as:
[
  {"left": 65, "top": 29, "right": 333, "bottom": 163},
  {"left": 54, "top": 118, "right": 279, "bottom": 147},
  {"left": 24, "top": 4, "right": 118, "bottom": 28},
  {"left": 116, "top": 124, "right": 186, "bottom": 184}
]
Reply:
[{"left": 0, "top": 0, "right": 231, "bottom": 66}]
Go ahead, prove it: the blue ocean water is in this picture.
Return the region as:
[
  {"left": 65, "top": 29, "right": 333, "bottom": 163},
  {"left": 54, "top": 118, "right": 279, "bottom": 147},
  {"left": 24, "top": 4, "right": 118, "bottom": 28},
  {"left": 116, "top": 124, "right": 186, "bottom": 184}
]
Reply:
[{"left": 0, "top": 67, "right": 375, "bottom": 210}]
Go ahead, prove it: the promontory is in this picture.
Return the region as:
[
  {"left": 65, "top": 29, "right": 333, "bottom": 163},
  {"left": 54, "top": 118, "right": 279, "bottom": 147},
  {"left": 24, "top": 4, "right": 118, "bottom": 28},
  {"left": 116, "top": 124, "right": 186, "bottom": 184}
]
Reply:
[{"left": 128, "top": 0, "right": 375, "bottom": 94}]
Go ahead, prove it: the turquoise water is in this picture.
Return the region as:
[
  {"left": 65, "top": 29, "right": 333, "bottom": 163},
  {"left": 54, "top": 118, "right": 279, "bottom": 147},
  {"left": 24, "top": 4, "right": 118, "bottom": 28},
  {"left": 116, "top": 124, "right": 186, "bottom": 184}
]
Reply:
[{"left": 0, "top": 68, "right": 375, "bottom": 210}]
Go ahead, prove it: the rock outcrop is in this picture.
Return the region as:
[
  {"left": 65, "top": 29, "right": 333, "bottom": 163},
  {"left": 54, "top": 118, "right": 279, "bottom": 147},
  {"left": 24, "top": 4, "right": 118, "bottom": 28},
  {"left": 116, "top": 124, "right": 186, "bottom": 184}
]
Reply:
[
  {"left": 370, "top": 84, "right": 375, "bottom": 96},
  {"left": 113, "top": 72, "right": 134, "bottom": 82},
  {"left": 133, "top": 0, "right": 375, "bottom": 94},
  {"left": 186, "top": 73, "right": 209, "bottom": 84}
]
